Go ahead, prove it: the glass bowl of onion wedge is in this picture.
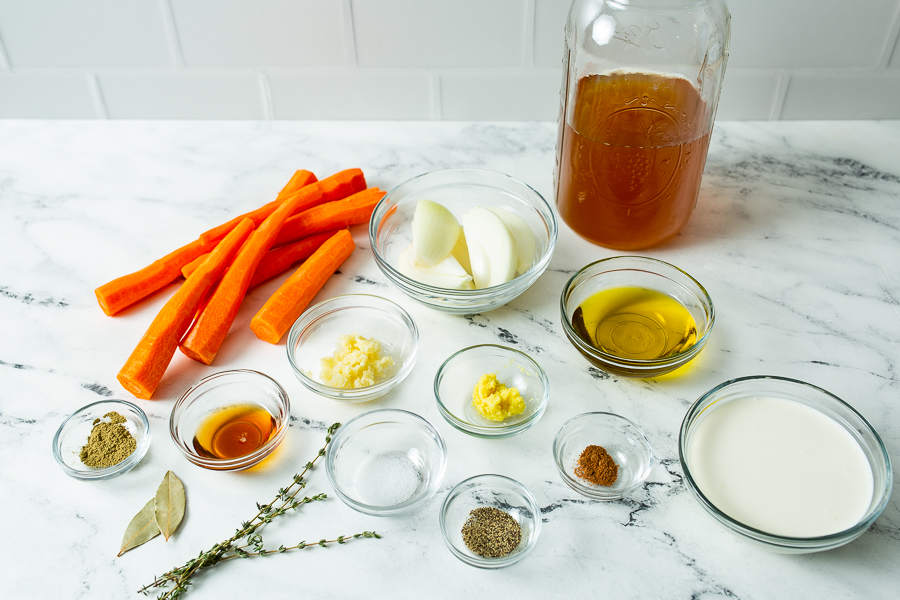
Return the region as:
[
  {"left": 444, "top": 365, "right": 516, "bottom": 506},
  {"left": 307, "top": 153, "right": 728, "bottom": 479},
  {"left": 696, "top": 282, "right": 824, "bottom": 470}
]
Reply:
[{"left": 369, "top": 168, "right": 557, "bottom": 315}]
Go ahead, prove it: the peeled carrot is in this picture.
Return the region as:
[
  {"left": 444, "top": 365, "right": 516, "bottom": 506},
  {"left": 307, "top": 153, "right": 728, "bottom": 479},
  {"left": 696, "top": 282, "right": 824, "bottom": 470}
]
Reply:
[
  {"left": 199, "top": 170, "right": 318, "bottom": 245},
  {"left": 179, "top": 176, "right": 350, "bottom": 365},
  {"left": 180, "top": 252, "right": 208, "bottom": 280},
  {"left": 96, "top": 170, "right": 317, "bottom": 316},
  {"left": 116, "top": 219, "right": 255, "bottom": 399},
  {"left": 95, "top": 237, "right": 218, "bottom": 316},
  {"left": 250, "top": 229, "right": 355, "bottom": 344},
  {"left": 273, "top": 188, "right": 384, "bottom": 247},
  {"left": 249, "top": 230, "right": 338, "bottom": 288}
]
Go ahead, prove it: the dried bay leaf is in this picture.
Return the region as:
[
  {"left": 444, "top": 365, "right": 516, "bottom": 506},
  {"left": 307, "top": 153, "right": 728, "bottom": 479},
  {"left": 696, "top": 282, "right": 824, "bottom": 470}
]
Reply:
[
  {"left": 119, "top": 498, "right": 160, "bottom": 556},
  {"left": 155, "top": 471, "right": 186, "bottom": 541}
]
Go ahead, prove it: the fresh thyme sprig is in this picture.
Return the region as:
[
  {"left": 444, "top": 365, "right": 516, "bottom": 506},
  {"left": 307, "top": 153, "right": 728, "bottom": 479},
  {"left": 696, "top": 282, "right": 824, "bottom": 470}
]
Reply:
[{"left": 139, "top": 423, "right": 380, "bottom": 599}]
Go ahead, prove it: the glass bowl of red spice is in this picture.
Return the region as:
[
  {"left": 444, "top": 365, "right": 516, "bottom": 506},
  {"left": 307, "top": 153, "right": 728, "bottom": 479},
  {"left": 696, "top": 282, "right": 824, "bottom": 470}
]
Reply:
[
  {"left": 169, "top": 370, "right": 290, "bottom": 471},
  {"left": 552, "top": 412, "right": 653, "bottom": 500}
]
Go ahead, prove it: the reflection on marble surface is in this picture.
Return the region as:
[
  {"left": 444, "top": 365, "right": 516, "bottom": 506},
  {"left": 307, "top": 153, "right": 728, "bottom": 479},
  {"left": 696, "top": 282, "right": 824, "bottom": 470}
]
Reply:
[{"left": 1, "top": 120, "right": 898, "bottom": 598}]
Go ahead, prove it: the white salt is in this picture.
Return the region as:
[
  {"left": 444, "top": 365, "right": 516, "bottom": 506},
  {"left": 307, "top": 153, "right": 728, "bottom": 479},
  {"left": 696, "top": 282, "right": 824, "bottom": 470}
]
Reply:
[{"left": 356, "top": 452, "right": 421, "bottom": 507}]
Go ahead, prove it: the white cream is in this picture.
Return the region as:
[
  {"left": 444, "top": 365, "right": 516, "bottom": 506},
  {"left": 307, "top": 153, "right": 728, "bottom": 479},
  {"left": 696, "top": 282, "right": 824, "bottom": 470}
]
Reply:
[{"left": 687, "top": 396, "right": 873, "bottom": 537}]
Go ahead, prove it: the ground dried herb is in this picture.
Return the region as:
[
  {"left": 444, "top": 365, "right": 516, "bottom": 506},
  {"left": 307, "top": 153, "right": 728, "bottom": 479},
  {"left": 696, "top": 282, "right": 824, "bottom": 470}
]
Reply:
[
  {"left": 461, "top": 507, "right": 522, "bottom": 558},
  {"left": 575, "top": 444, "right": 619, "bottom": 486},
  {"left": 80, "top": 411, "right": 136, "bottom": 468}
]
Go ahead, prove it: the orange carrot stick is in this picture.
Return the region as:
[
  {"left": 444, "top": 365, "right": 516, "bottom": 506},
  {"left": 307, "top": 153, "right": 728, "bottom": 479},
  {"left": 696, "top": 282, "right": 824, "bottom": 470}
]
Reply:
[
  {"left": 249, "top": 230, "right": 338, "bottom": 288},
  {"left": 95, "top": 237, "right": 218, "bottom": 317},
  {"left": 116, "top": 219, "right": 255, "bottom": 399},
  {"left": 273, "top": 188, "right": 384, "bottom": 247},
  {"left": 199, "top": 170, "right": 318, "bottom": 245},
  {"left": 180, "top": 253, "right": 208, "bottom": 280},
  {"left": 178, "top": 176, "right": 351, "bottom": 365},
  {"left": 250, "top": 229, "right": 355, "bottom": 344}
]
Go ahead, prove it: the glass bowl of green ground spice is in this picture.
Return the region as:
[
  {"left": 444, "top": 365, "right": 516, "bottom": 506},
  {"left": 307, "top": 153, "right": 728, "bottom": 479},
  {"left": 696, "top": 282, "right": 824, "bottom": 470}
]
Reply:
[
  {"left": 53, "top": 399, "right": 150, "bottom": 481},
  {"left": 439, "top": 474, "right": 541, "bottom": 569}
]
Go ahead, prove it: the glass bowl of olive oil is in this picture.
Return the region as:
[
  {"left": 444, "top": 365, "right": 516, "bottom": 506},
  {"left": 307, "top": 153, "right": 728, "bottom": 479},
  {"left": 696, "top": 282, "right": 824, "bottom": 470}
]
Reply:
[
  {"left": 560, "top": 257, "right": 714, "bottom": 378},
  {"left": 170, "top": 370, "right": 290, "bottom": 471}
]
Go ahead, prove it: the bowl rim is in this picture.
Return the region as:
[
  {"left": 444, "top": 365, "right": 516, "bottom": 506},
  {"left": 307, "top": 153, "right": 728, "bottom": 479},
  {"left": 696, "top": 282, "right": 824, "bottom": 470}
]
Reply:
[
  {"left": 368, "top": 167, "right": 559, "bottom": 297},
  {"left": 169, "top": 369, "right": 291, "bottom": 471},
  {"left": 552, "top": 411, "right": 654, "bottom": 500},
  {"left": 559, "top": 255, "right": 716, "bottom": 368},
  {"left": 678, "top": 374, "right": 893, "bottom": 548},
  {"left": 285, "top": 293, "right": 419, "bottom": 402},
  {"left": 325, "top": 408, "right": 448, "bottom": 515},
  {"left": 52, "top": 398, "right": 151, "bottom": 480},
  {"left": 438, "top": 473, "right": 542, "bottom": 568},
  {"left": 433, "top": 343, "right": 550, "bottom": 437}
]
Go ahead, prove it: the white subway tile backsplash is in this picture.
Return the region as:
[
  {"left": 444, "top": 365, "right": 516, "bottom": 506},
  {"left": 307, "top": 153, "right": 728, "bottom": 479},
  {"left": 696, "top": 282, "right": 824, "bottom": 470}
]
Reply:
[
  {"left": 715, "top": 69, "right": 782, "bottom": 120},
  {"left": 170, "top": 0, "right": 346, "bottom": 67},
  {"left": 533, "top": 0, "right": 570, "bottom": 68},
  {"left": 268, "top": 70, "right": 433, "bottom": 119},
  {"left": 0, "top": 73, "right": 98, "bottom": 118},
  {"left": 352, "top": 0, "right": 527, "bottom": 68},
  {"left": 440, "top": 70, "right": 559, "bottom": 121},
  {"left": 781, "top": 71, "right": 900, "bottom": 119},
  {"left": 728, "top": 0, "right": 900, "bottom": 69},
  {"left": 0, "top": 1, "right": 172, "bottom": 67},
  {"left": 97, "top": 71, "right": 266, "bottom": 119}
]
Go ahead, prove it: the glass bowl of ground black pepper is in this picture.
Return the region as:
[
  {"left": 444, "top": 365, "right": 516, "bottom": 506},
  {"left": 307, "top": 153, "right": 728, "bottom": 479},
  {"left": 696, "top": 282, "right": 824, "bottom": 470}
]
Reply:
[
  {"left": 553, "top": 412, "right": 653, "bottom": 500},
  {"left": 439, "top": 474, "right": 541, "bottom": 569},
  {"left": 53, "top": 399, "right": 151, "bottom": 481}
]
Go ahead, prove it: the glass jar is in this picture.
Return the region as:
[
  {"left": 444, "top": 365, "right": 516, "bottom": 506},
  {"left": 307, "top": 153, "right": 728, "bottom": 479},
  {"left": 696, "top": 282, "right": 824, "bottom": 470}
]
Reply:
[{"left": 555, "top": 0, "right": 730, "bottom": 249}]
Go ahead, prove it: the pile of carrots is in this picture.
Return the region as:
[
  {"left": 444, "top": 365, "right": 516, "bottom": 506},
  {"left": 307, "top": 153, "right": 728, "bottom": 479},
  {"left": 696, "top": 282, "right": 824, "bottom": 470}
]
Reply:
[{"left": 96, "top": 168, "right": 383, "bottom": 400}]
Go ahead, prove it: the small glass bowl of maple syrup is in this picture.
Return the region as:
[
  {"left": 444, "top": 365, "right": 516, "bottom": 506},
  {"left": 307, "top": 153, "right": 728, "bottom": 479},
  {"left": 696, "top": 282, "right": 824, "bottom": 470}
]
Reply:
[
  {"left": 560, "top": 256, "right": 715, "bottom": 378},
  {"left": 170, "top": 370, "right": 290, "bottom": 471}
]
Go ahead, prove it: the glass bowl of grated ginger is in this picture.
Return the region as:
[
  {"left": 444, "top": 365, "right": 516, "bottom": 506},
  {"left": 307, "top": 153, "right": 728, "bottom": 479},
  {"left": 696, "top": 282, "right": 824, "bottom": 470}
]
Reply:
[
  {"left": 286, "top": 294, "right": 418, "bottom": 403},
  {"left": 434, "top": 344, "right": 549, "bottom": 438}
]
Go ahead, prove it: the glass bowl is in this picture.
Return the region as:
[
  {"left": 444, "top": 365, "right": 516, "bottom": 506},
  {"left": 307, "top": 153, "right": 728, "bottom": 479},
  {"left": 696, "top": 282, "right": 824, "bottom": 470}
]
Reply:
[
  {"left": 439, "top": 474, "right": 542, "bottom": 569},
  {"left": 169, "top": 370, "right": 290, "bottom": 471},
  {"left": 369, "top": 168, "right": 558, "bottom": 314},
  {"left": 53, "top": 399, "right": 150, "bottom": 481},
  {"left": 434, "top": 344, "right": 549, "bottom": 438},
  {"left": 326, "top": 409, "right": 447, "bottom": 516},
  {"left": 553, "top": 412, "right": 653, "bottom": 500},
  {"left": 560, "top": 256, "right": 715, "bottom": 377},
  {"left": 286, "top": 294, "right": 418, "bottom": 403},
  {"left": 679, "top": 376, "right": 893, "bottom": 553}
]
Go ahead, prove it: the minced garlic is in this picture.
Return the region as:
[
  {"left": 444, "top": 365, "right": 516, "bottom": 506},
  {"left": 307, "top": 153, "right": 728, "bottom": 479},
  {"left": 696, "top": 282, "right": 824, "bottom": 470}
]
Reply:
[
  {"left": 320, "top": 333, "right": 395, "bottom": 389},
  {"left": 471, "top": 373, "right": 526, "bottom": 422}
]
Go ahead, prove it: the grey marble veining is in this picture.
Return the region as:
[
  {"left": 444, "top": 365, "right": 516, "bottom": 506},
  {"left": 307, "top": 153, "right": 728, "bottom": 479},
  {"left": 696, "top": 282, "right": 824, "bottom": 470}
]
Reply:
[{"left": 1, "top": 120, "right": 898, "bottom": 599}]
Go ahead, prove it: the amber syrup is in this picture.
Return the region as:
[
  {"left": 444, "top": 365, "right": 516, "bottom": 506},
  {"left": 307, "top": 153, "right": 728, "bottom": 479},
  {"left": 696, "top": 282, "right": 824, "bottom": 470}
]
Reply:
[{"left": 192, "top": 404, "right": 276, "bottom": 460}]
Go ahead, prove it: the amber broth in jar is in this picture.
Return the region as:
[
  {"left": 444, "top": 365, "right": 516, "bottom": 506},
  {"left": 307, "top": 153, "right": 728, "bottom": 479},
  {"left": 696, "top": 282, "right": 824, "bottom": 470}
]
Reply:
[{"left": 556, "top": 71, "right": 710, "bottom": 249}]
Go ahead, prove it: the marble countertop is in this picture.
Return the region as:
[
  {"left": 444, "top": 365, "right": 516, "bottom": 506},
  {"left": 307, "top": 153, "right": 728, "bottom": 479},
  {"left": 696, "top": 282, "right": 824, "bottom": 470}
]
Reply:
[{"left": 2, "top": 120, "right": 898, "bottom": 598}]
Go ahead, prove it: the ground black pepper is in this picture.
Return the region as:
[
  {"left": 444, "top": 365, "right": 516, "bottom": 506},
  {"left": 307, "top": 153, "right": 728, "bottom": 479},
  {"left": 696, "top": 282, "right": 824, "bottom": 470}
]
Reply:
[{"left": 460, "top": 507, "right": 522, "bottom": 558}]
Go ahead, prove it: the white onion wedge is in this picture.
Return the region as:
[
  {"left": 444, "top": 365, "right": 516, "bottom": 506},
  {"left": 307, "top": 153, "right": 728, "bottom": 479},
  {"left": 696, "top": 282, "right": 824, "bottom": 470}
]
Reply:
[
  {"left": 397, "top": 244, "right": 474, "bottom": 290},
  {"left": 412, "top": 200, "right": 460, "bottom": 267},
  {"left": 461, "top": 207, "right": 518, "bottom": 289},
  {"left": 488, "top": 208, "right": 535, "bottom": 275},
  {"left": 450, "top": 226, "right": 472, "bottom": 275}
]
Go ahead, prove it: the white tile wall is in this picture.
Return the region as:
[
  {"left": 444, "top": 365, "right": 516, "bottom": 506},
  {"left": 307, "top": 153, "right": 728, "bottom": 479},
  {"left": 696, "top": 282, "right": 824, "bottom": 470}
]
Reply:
[
  {"left": 170, "top": 0, "right": 347, "bottom": 67},
  {"left": 0, "top": 0, "right": 173, "bottom": 67},
  {"left": 268, "top": 69, "right": 433, "bottom": 120},
  {"left": 0, "top": 72, "right": 98, "bottom": 118},
  {"left": 352, "top": 0, "right": 527, "bottom": 68},
  {"left": 440, "top": 70, "right": 560, "bottom": 120},
  {"left": 781, "top": 71, "right": 900, "bottom": 120},
  {"left": 0, "top": 0, "right": 898, "bottom": 120},
  {"left": 98, "top": 71, "right": 267, "bottom": 119}
]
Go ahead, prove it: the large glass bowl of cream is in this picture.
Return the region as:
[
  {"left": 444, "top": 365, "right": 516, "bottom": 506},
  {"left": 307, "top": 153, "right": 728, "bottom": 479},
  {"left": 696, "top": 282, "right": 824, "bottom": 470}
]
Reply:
[{"left": 679, "top": 376, "right": 892, "bottom": 553}]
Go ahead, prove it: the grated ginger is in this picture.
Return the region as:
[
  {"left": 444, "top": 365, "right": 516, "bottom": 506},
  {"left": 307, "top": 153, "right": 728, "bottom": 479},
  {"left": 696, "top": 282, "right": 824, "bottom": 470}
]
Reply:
[
  {"left": 320, "top": 333, "right": 395, "bottom": 389},
  {"left": 471, "top": 373, "right": 526, "bottom": 422}
]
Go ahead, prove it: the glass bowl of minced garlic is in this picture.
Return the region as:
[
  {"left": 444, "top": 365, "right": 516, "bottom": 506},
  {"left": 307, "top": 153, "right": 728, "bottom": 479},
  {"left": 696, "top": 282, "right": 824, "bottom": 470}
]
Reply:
[
  {"left": 286, "top": 294, "right": 418, "bottom": 403},
  {"left": 434, "top": 344, "right": 549, "bottom": 438},
  {"left": 53, "top": 399, "right": 150, "bottom": 480}
]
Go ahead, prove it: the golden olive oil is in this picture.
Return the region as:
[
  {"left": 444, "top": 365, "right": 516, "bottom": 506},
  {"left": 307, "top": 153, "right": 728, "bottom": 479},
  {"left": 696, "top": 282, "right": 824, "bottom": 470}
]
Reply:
[
  {"left": 192, "top": 404, "right": 276, "bottom": 460},
  {"left": 571, "top": 287, "right": 697, "bottom": 360}
]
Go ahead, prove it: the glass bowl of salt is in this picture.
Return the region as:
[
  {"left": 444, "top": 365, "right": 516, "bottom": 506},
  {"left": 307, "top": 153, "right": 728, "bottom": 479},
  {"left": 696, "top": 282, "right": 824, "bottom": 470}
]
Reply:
[{"left": 325, "top": 409, "right": 448, "bottom": 516}]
